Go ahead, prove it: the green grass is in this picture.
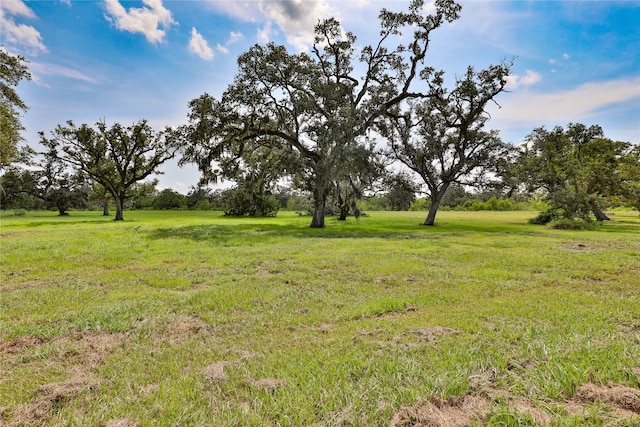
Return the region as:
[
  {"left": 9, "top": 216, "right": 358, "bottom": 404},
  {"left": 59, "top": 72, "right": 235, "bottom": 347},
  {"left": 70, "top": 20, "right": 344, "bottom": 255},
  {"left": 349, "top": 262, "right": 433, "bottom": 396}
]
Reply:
[{"left": 1, "top": 210, "right": 639, "bottom": 426}]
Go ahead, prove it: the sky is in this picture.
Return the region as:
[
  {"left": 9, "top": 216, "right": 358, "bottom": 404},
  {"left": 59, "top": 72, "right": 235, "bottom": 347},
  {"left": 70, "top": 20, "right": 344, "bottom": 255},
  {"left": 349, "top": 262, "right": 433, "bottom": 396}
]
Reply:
[{"left": 2, "top": 0, "right": 639, "bottom": 192}]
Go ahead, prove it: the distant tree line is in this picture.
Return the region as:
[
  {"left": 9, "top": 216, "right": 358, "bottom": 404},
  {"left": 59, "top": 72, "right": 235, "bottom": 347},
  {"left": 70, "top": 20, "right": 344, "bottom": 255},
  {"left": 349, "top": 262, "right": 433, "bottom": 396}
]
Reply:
[{"left": 1, "top": 2, "right": 638, "bottom": 226}]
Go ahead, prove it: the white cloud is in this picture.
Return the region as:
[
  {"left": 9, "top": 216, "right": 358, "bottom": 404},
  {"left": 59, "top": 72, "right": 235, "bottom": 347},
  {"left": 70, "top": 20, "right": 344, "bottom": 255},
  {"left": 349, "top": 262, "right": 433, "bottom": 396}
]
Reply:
[
  {"left": 206, "top": 0, "right": 337, "bottom": 51},
  {"left": 257, "top": 0, "right": 333, "bottom": 50},
  {"left": 103, "top": 0, "right": 176, "bottom": 44},
  {"left": 0, "top": 0, "right": 47, "bottom": 53},
  {"left": 0, "top": 0, "right": 36, "bottom": 17},
  {"left": 189, "top": 28, "right": 214, "bottom": 60},
  {"left": 505, "top": 70, "right": 542, "bottom": 90},
  {"left": 492, "top": 77, "right": 640, "bottom": 126},
  {"left": 228, "top": 31, "right": 244, "bottom": 44}
]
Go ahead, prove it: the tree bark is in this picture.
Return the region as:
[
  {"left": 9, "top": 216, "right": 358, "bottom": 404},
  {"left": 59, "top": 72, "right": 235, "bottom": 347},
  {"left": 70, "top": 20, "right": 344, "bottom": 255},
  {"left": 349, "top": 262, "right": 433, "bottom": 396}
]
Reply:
[
  {"left": 423, "top": 198, "right": 441, "bottom": 226},
  {"left": 423, "top": 185, "right": 448, "bottom": 226},
  {"left": 114, "top": 195, "right": 125, "bottom": 221},
  {"left": 337, "top": 203, "right": 349, "bottom": 221},
  {"left": 102, "top": 198, "right": 109, "bottom": 216},
  {"left": 310, "top": 204, "right": 325, "bottom": 228},
  {"left": 591, "top": 205, "right": 610, "bottom": 221},
  {"left": 310, "top": 182, "right": 328, "bottom": 228}
]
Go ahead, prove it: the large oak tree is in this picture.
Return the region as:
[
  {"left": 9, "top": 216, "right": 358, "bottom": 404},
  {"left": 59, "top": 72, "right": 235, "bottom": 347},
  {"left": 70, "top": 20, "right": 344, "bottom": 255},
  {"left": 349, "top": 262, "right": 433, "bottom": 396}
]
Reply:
[{"left": 179, "top": 0, "right": 463, "bottom": 227}]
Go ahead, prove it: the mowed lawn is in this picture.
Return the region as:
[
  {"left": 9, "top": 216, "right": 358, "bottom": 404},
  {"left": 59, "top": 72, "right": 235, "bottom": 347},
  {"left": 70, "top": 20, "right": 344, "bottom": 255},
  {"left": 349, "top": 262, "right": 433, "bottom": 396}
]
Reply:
[{"left": 1, "top": 210, "right": 639, "bottom": 426}]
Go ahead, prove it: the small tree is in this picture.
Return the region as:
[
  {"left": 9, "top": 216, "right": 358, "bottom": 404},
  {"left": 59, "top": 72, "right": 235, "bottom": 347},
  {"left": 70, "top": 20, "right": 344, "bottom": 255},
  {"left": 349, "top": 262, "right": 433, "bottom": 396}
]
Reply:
[
  {"left": 41, "top": 120, "right": 176, "bottom": 220},
  {"left": 153, "top": 188, "right": 187, "bottom": 210},
  {"left": 383, "top": 172, "right": 419, "bottom": 211}
]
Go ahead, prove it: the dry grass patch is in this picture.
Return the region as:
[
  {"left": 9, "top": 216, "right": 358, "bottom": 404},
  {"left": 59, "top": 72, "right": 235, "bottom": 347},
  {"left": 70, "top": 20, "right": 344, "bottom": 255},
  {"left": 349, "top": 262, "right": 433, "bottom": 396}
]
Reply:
[
  {"left": 391, "top": 395, "right": 488, "bottom": 427},
  {"left": 575, "top": 382, "right": 640, "bottom": 415},
  {"left": 8, "top": 376, "right": 100, "bottom": 427}
]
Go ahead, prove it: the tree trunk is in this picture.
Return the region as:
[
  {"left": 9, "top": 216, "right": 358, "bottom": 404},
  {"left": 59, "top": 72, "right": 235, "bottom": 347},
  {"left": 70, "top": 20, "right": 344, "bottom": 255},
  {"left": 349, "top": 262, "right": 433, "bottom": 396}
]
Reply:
[
  {"left": 423, "top": 186, "right": 448, "bottom": 226},
  {"left": 591, "top": 205, "right": 610, "bottom": 221},
  {"left": 114, "top": 195, "right": 125, "bottom": 221},
  {"left": 423, "top": 199, "right": 440, "bottom": 226},
  {"left": 338, "top": 203, "right": 349, "bottom": 221},
  {"left": 310, "top": 182, "right": 327, "bottom": 228},
  {"left": 310, "top": 204, "right": 325, "bottom": 228},
  {"left": 102, "top": 198, "right": 109, "bottom": 216},
  {"left": 58, "top": 207, "right": 68, "bottom": 216}
]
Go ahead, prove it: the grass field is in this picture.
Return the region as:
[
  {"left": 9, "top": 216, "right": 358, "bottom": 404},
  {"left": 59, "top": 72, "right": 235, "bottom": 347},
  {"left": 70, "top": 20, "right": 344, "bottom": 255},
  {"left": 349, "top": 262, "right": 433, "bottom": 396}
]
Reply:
[{"left": 1, "top": 209, "right": 639, "bottom": 426}]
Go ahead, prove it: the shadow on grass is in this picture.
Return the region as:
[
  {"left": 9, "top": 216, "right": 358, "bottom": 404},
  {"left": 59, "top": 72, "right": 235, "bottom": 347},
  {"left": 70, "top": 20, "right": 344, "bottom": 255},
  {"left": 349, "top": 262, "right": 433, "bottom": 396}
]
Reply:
[{"left": 145, "top": 218, "right": 544, "bottom": 245}]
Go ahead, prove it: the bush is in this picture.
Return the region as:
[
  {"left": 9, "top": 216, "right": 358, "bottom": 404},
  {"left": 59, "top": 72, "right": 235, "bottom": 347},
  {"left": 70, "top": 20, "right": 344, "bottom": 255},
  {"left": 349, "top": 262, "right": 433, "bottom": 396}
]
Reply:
[
  {"left": 529, "top": 208, "right": 563, "bottom": 225},
  {"left": 548, "top": 217, "right": 598, "bottom": 230},
  {"left": 192, "top": 200, "right": 211, "bottom": 211},
  {"left": 12, "top": 208, "right": 27, "bottom": 216},
  {"left": 222, "top": 187, "right": 279, "bottom": 217},
  {"left": 409, "top": 198, "right": 428, "bottom": 211}
]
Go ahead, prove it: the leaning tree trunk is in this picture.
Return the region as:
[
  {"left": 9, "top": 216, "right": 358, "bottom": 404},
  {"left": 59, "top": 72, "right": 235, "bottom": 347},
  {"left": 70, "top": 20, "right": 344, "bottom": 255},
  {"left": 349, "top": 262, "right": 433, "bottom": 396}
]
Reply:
[
  {"left": 102, "top": 198, "right": 109, "bottom": 216},
  {"left": 591, "top": 205, "right": 610, "bottom": 221},
  {"left": 423, "top": 186, "right": 448, "bottom": 226},
  {"left": 423, "top": 199, "right": 441, "bottom": 226}
]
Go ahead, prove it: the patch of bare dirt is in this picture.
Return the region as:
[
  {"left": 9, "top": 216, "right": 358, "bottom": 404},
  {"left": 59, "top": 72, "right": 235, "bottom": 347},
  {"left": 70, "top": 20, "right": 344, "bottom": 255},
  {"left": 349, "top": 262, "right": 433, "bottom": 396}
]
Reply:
[
  {"left": 407, "top": 327, "right": 458, "bottom": 343},
  {"left": 161, "top": 314, "right": 209, "bottom": 344},
  {"left": 575, "top": 382, "right": 640, "bottom": 414},
  {"left": 104, "top": 417, "right": 140, "bottom": 427},
  {"left": 391, "top": 395, "right": 489, "bottom": 427},
  {"left": 563, "top": 242, "right": 596, "bottom": 251},
  {"left": 2, "top": 331, "right": 125, "bottom": 426},
  {"left": 8, "top": 376, "right": 100, "bottom": 427},
  {"left": 0, "top": 336, "right": 47, "bottom": 354},
  {"left": 203, "top": 362, "right": 230, "bottom": 382},
  {"left": 251, "top": 378, "right": 286, "bottom": 391},
  {"left": 391, "top": 380, "right": 640, "bottom": 427}
]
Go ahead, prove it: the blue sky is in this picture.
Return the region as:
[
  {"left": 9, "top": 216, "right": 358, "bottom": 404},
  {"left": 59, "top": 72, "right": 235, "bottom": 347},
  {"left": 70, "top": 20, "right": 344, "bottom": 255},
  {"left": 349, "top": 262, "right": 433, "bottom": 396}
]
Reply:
[{"left": 2, "top": 0, "right": 639, "bottom": 192}]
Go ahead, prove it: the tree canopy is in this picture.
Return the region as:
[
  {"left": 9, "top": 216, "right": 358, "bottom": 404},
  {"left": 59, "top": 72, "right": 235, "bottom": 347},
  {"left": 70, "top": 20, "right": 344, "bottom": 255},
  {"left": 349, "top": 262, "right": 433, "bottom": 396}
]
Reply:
[
  {"left": 1, "top": 47, "right": 31, "bottom": 171},
  {"left": 178, "top": 0, "right": 464, "bottom": 227},
  {"left": 383, "top": 64, "right": 511, "bottom": 225},
  {"left": 515, "top": 123, "right": 632, "bottom": 222},
  {"left": 41, "top": 120, "right": 176, "bottom": 220}
]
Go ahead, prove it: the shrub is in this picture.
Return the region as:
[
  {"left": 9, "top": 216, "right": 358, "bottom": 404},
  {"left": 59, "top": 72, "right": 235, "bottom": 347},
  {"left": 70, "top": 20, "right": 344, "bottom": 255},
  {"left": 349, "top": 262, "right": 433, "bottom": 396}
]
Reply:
[
  {"left": 548, "top": 217, "right": 597, "bottom": 230},
  {"left": 529, "top": 208, "right": 563, "bottom": 225},
  {"left": 409, "top": 198, "right": 428, "bottom": 211}
]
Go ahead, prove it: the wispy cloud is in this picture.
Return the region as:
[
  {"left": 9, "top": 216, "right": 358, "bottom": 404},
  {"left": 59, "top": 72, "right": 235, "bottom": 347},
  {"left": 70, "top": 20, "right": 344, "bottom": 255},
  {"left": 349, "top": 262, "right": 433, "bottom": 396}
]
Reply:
[
  {"left": 492, "top": 77, "right": 640, "bottom": 127},
  {"left": 215, "top": 43, "right": 229, "bottom": 55},
  {"left": 30, "top": 61, "right": 100, "bottom": 87},
  {"left": 103, "top": 0, "right": 175, "bottom": 44},
  {"left": 215, "top": 31, "right": 244, "bottom": 54},
  {"left": 0, "top": 0, "right": 47, "bottom": 53},
  {"left": 228, "top": 31, "right": 243, "bottom": 45},
  {"left": 189, "top": 28, "right": 214, "bottom": 60}
]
